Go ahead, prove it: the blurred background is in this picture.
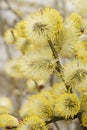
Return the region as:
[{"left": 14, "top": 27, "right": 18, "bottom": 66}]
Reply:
[{"left": 0, "top": 0, "right": 82, "bottom": 130}]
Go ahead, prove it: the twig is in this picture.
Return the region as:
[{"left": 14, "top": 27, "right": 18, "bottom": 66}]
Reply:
[
  {"left": 50, "top": 74, "right": 54, "bottom": 87},
  {"left": 5, "top": 0, "right": 22, "bottom": 20},
  {"left": 46, "top": 116, "right": 64, "bottom": 125},
  {"left": 82, "top": 127, "right": 87, "bottom": 130},
  {"left": 3, "top": 42, "right": 12, "bottom": 59},
  {"left": 53, "top": 0, "right": 58, "bottom": 9},
  {"left": 46, "top": 113, "right": 79, "bottom": 125},
  {"left": 62, "top": 0, "right": 66, "bottom": 19},
  {"left": 11, "top": 30, "right": 16, "bottom": 41},
  {"left": 0, "top": 0, "right": 4, "bottom": 35},
  {"left": 5, "top": 114, "right": 82, "bottom": 129},
  {"left": 54, "top": 122, "right": 60, "bottom": 130},
  {"left": 6, "top": 126, "right": 17, "bottom": 129},
  {"left": 33, "top": 80, "right": 41, "bottom": 92},
  {"left": 48, "top": 39, "right": 70, "bottom": 91},
  {"left": 48, "top": 39, "right": 61, "bottom": 72}
]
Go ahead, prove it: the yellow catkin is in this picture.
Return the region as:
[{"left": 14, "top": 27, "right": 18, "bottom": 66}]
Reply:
[
  {"left": 4, "top": 29, "right": 17, "bottom": 44},
  {"left": 55, "top": 93, "right": 80, "bottom": 119},
  {"left": 23, "top": 7, "right": 64, "bottom": 49},
  {"left": 20, "top": 48, "right": 57, "bottom": 81},
  {"left": 0, "top": 97, "right": 12, "bottom": 113},
  {"left": 60, "top": 13, "right": 82, "bottom": 58},
  {"left": 0, "top": 114, "right": 18, "bottom": 128},
  {"left": 81, "top": 112, "right": 87, "bottom": 127},
  {"left": 15, "top": 37, "right": 37, "bottom": 55},
  {"left": 62, "top": 60, "right": 87, "bottom": 92},
  {"left": 69, "top": 12, "right": 82, "bottom": 33},
  {"left": 52, "top": 82, "right": 67, "bottom": 98},
  {"left": 27, "top": 94, "right": 54, "bottom": 121},
  {"left": 15, "top": 20, "right": 28, "bottom": 38},
  {"left": 75, "top": 40, "right": 87, "bottom": 63},
  {"left": 19, "top": 93, "right": 54, "bottom": 121},
  {"left": 17, "top": 115, "right": 48, "bottom": 130},
  {"left": 80, "top": 93, "right": 87, "bottom": 112},
  {"left": 5, "top": 59, "right": 23, "bottom": 78}
]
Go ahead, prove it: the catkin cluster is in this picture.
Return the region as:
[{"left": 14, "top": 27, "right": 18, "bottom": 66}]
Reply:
[{"left": 2, "top": 2, "right": 87, "bottom": 129}]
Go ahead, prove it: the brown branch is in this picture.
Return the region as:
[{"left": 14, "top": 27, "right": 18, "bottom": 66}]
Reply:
[
  {"left": 50, "top": 74, "right": 54, "bottom": 87},
  {"left": 4, "top": 113, "right": 84, "bottom": 129},
  {"left": 11, "top": 30, "right": 16, "bottom": 41},
  {"left": 46, "top": 116, "right": 64, "bottom": 125},
  {"left": 6, "top": 126, "right": 17, "bottom": 129},
  {"left": 48, "top": 39, "right": 61, "bottom": 73},
  {"left": 34, "top": 80, "right": 41, "bottom": 92},
  {"left": 48, "top": 39, "right": 70, "bottom": 91}
]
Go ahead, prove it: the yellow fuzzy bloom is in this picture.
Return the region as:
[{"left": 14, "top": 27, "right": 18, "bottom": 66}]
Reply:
[
  {"left": 80, "top": 93, "right": 87, "bottom": 112},
  {"left": 0, "top": 106, "right": 10, "bottom": 114},
  {"left": 0, "top": 114, "right": 18, "bottom": 128},
  {"left": 55, "top": 93, "right": 80, "bottom": 119},
  {"left": 62, "top": 60, "right": 87, "bottom": 92},
  {"left": 15, "top": 20, "right": 28, "bottom": 38},
  {"left": 15, "top": 37, "right": 37, "bottom": 55},
  {"left": 17, "top": 115, "right": 48, "bottom": 130},
  {"left": 20, "top": 48, "right": 57, "bottom": 81},
  {"left": 5, "top": 59, "right": 23, "bottom": 78},
  {"left": 0, "top": 97, "right": 12, "bottom": 113},
  {"left": 24, "top": 7, "right": 64, "bottom": 49},
  {"left": 26, "top": 79, "right": 45, "bottom": 93},
  {"left": 52, "top": 82, "right": 67, "bottom": 98},
  {"left": 42, "top": 7, "right": 64, "bottom": 51},
  {"left": 29, "top": 94, "right": 54, "bottom": 121},
  {"left": 40, "top": 90, "right": 54, "bottom": 105},
  {"left": 70, "top": 0, "right": 87, "bottom": 15},
  {"left": 4, "top": 29, "right": 17, "bottom": 44},
  {"left": 69, "top": 13, "right": 83, "bottom": 33},
  {"left": 75, "top": 40, "right": 87, "bottom": 63},
  {"left": 22, "top": 94, "right": 54, "bottom": 121},
  {"left": 81, "top": 112, "right": 87, "bottom": 127},
  {"left": 26, "top": 79, "right": 39, "bottom": 93},
  {"left": 60, "top": 24, "right": 79, "bottom": 58},
  {"left": 60, "top": 13, "right": 82, "bottom": 58},
  {"left": 19, "top": 102, "right": 34, "bottom": 118},
  {"left": 40, "top": 90, "right": 53, "bottom": 99}
]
